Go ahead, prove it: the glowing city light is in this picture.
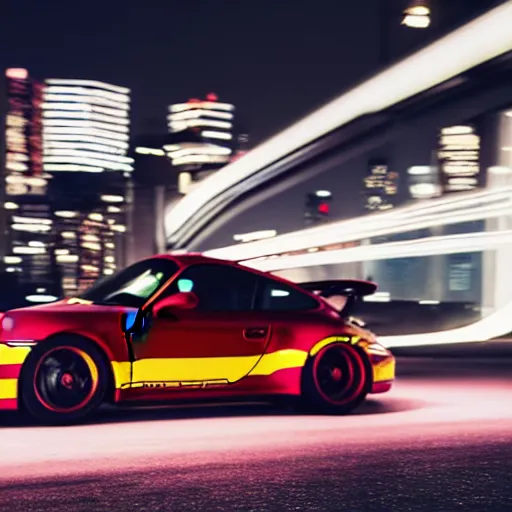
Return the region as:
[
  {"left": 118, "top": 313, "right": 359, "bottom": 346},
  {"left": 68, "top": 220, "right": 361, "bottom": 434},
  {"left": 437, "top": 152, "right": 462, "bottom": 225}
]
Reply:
[{"left": 5, "top": 68, "right": 29, "bottom": 80}]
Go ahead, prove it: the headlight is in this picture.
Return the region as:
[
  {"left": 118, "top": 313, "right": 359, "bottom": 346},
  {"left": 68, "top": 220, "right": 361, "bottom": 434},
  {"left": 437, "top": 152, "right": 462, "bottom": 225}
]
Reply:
[{"left": 2, "top": 316, "right": 14, "bottom": 331}]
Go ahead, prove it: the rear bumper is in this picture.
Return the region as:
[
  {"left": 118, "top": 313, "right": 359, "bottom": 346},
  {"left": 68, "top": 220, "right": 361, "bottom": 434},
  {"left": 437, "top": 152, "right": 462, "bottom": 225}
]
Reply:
[
  {"left": 369, "top": 350, "right": 395, "bottom": 395},
  {"left": 371, "top": 380, "right": 393, "bottom": 394}
]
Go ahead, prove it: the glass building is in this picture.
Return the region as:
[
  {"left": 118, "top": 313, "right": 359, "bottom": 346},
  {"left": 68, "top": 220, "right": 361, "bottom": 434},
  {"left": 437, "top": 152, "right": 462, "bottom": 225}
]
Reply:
[
  {"left": 2, "top": 72, "right": 132, "bottom": 304},
  {"left": 42, "top": 78, "right": 133, "bottom": 295}
]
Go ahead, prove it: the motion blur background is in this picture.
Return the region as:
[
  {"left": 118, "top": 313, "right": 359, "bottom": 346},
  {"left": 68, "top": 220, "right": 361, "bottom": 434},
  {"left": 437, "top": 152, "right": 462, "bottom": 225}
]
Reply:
[
  {"left": 2, "top": 3, "right": 512, "bottom": 511},
  {"left": 1, "top": 0, "right": 511, "bottom": 348}
]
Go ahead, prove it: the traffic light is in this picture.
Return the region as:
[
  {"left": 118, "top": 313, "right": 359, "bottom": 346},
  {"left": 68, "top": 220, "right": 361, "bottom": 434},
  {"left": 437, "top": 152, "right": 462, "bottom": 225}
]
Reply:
[{"left": 304, "top": 190, "right": 332, "bottom": 226}]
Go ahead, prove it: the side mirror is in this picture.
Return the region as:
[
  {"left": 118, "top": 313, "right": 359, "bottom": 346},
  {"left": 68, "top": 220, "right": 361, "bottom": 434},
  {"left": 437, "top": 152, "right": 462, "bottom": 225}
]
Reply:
[
  {"left": 120, "top": 307, "right": 153, "bottom": 337},
  {"left": 153, "top": 292, "right": 198, "bottom": 316}
]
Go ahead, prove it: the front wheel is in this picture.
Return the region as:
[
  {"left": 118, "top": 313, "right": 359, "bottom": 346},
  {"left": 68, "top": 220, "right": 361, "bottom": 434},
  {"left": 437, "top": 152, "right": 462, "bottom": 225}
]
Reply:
[
  {"left": 20, "top": 336, "right": 109, "bottom": 425},
  {"left": 301, "top": 343, "right": 371, "bottom": 414}
]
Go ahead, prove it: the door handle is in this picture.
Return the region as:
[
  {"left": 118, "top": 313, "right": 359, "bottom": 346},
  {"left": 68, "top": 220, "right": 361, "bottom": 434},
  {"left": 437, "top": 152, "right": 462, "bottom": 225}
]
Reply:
[{"left": 243, "top": 327, "right": 268, "bottom": 340}]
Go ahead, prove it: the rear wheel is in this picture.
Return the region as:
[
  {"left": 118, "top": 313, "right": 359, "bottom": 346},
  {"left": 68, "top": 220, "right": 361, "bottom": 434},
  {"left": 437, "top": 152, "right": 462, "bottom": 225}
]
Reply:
[
  {"left": 20, "top": 336, "right": 109, "bottom": 425},
  {"left": 301, "top": 343, "right": 371, "bottom": 414}
]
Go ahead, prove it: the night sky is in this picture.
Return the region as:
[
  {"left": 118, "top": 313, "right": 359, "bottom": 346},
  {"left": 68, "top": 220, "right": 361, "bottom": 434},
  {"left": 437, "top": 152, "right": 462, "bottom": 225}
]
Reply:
[
  {"left": 1, "top": 0, "right": 394, "bottom": 143},
  {"left": 1, "top": 0, "right": 504, "bottom": 247}
]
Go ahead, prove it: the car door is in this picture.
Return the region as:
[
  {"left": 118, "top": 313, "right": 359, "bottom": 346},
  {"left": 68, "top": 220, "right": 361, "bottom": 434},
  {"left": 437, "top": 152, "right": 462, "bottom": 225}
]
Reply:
[
  {"left": 131, "top": 263, "right": 272, "bottom": 388},
  {"left": 251, "top": 274, "right": 328, "bottom": 352}
]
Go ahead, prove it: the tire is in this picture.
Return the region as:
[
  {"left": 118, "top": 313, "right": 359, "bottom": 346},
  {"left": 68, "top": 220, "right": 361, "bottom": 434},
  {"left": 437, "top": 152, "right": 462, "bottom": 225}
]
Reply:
[
  {"left": 20, "top": 335, "right": 110, "bottom": 425},
  {"left": 301, "top": 343, "right": 371, "bottom": 414}
]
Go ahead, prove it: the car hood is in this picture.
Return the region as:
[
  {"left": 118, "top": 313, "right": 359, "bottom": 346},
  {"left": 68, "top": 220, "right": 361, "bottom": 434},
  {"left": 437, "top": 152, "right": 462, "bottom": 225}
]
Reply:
[
  {"left": 1, "top": 299, "right": 137, "bottom": 344},
  {"left": 7, "top": 299, "right": 135, "bottom": 315}
]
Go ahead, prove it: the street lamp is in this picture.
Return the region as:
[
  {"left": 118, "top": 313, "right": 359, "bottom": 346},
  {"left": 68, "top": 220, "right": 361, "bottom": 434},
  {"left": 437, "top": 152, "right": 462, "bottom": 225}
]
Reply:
[{"left": 402, "top": 0, "right": 431, "bottom": 28}]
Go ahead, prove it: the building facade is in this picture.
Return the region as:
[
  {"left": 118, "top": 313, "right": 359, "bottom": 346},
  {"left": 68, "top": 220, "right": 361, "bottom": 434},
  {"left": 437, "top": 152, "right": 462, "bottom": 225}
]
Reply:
[
  {"left": 42, "top": 78, "right": 132, "bottom": 295},
  {"left": 363, "top": 160, "right": 399, "bottom": 211},
  {"left": 166, "top": 93, "right": 236, "bottom": 195},
  {"left": 127, "top": 94, "right": 244, "bottom": 264},
  {"left": 2, "top": 71, "right": 132, "bottom": 304}
]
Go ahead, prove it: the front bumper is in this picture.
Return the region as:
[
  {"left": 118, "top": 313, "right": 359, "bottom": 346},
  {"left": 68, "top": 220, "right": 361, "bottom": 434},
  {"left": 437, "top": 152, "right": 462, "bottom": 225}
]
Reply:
[{"left": 0, "top": 344, "right": 32, "bottom": 410}]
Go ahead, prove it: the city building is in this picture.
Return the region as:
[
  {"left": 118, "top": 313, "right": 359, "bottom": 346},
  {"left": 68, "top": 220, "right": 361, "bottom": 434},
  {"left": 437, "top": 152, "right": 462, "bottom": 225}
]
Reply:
[
  {"left": 363, "top": 160, "right": 399, "bottom": 211},
  {"left": 127, "top": 94, "right": 244, "bottom": 264},
  {"left": 2, "top": 71, "right": 132, "bottom": 303},
  {"left": 3, "top": 68, "right": 57, "bottom": 305},
  {"left": 437, "top": 124, "right": 481, "bottom": 193},
  {"left": 166, "top": 93, "right": 236, "bottom": 194},
  {"left": 130, "top": 133, "right": 179, "bottom": 264},
  {"left": 42, "top": 78, "right": 132, "bottom": 295},
  {"left": 407, "top": 166, "right": 441, "bottom": 200}
]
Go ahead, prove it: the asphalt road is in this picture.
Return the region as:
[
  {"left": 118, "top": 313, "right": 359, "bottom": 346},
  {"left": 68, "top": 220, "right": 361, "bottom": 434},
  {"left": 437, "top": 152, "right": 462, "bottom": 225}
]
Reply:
[{"left": 0, "top": 358, "right": 511, "bottom": 512}]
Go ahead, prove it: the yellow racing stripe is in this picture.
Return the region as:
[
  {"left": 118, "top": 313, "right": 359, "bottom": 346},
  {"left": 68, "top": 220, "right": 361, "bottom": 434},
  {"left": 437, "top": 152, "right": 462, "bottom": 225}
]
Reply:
[
  {"left": 248, "top": 349, "right": 307, "bottom": 376},
  {"left": 132, "top": 355, "right": 262, "bottom": 384},
  {"left": 130, "top": 349, "right": 310, "bottom": 385},
  {"left": 309, "top": 336, "right": 351, "bottom": 356},
  {"left": 111, "top": 361, "right": 132, "bottom": 389},
  {"left": 0, "top": 379, "right": 18, "bottom": 400},
  {"left": 0, "top": 345, "right": 31, "bottom": 365}
]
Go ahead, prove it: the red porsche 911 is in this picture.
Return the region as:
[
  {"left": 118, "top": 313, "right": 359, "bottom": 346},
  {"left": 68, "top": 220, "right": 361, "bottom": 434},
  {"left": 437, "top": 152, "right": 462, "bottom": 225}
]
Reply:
[{"left": 0, "top": 254, "right": 395, "bottom": 424}]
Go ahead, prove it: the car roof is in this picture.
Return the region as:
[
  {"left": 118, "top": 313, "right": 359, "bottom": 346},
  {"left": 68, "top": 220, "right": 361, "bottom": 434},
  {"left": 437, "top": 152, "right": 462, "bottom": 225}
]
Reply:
[
  {"left": 153, "top": 252, "right": 242, "bottom": 267},
  {"left": 147, "top": 253, "right": 319, "bottom": 300}
]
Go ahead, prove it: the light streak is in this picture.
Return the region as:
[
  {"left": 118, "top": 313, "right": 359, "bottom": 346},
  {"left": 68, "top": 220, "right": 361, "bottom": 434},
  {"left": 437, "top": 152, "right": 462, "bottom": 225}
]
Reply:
[{"left": 164, "top": 2, "right": 512, "bottom": 240}]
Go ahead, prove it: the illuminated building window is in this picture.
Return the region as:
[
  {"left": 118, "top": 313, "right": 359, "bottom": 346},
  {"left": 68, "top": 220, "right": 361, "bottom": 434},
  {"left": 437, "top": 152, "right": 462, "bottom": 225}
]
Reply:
[
  {"left": 364, "top": 161, "right": 399, "bottom": 211},
  {"left": 437, "top": 124, "right": 481, "bottom": 193},
  {"left": 4, "top": 71, "right": 131, "bottom": 302},
  {"left": 165, "top": 94, "right": 236, "bottom": 177}
]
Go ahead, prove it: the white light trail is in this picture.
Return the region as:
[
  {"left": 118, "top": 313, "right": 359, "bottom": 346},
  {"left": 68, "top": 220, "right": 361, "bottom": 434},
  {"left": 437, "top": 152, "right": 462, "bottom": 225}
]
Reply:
[
  {"left": 205, "top": 187, "right": 512, "bottom": 261},
  {"left": 242, "top": 230, "right": 512, "bottom": 271},
  {"left": 164, "top": 2, "right": 512, "bottom": 240}
]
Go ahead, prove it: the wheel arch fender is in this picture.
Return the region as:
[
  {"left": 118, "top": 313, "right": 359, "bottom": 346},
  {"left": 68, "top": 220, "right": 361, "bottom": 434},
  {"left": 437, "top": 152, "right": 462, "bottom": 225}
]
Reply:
[
  {"left": 18, "top": 331, "right": 118, "bottom": 405},
  {"left": 306, "top": 335, "right": 374, "bottom": 387}
]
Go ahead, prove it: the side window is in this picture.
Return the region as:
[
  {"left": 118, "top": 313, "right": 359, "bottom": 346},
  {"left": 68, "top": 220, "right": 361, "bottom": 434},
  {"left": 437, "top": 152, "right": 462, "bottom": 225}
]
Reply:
[
  {"left": 256, "top": 278, "right": 320, "bottom": 311},
  {"left": 166, "top": 264, "right": 258, "bottom": 311}
]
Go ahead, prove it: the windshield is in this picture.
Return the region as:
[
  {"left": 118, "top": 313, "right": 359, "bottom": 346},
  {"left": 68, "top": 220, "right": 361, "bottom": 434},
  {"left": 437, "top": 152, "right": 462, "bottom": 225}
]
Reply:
[{"left": 80, "top": 257, "right": 180, "bottom": 308}]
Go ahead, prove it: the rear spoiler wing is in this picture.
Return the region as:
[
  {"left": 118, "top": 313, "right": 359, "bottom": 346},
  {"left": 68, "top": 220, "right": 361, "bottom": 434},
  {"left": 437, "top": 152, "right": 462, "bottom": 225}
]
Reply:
[
  {"left": 298, "top": 279, "right": 377, "bottom": 317},
  {"left": 298, "top": 279, "right": 377, "bottom": 298}
]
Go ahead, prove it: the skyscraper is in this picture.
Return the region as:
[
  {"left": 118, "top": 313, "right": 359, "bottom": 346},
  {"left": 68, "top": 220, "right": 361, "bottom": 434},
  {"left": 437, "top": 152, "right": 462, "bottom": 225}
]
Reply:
[
  {"left": 3, "top": 72, "right": 133, "bottom": 303},
  {"left": 42, "top": 78, "right": 132, "bottom": 295},
  {"left": 437, "top": 124, "right": 481, "bottom": 193},
  {"left": 165, "top": 93, "right": 236, "bottom": 194},
  {"left": 363, "top": 160, "right": 399, "bottom": 211},
  {"left": 42, "top": 79, "right": 132, "bottom": 174},
  {"left": 3, "top": 68, "right": 57, "bottom": 305}
]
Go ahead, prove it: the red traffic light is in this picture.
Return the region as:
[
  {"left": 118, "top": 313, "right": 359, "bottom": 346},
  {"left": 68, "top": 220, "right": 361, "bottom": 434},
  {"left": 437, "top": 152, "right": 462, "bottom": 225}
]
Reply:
[{"left": 318, "top": 203, "right": 330, "bottom": 215}]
